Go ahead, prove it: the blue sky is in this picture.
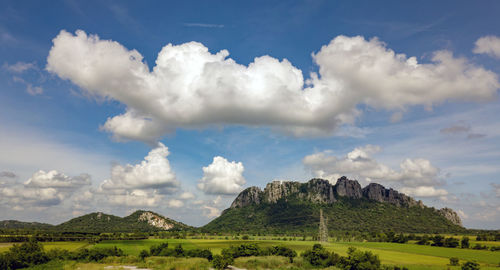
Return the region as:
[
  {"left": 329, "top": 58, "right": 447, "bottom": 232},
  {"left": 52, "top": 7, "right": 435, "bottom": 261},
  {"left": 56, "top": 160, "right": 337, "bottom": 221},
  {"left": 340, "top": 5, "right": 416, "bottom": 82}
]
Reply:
[{"left": 1, "top": 0, "right": 500, "bottom": 229}]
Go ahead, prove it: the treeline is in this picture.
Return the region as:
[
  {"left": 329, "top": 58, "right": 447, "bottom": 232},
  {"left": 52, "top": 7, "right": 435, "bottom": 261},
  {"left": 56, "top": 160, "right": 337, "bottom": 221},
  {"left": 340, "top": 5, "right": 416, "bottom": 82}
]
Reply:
[{"left": 0, "top": 240, "right": 125, "bottom": 269}]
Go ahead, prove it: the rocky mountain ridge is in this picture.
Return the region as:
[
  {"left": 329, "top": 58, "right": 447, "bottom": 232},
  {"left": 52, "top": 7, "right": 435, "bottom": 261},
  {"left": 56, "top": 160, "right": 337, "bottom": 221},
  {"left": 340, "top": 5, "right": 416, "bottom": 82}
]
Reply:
[{"left": 230, "top": 176, "right": 460, "bottom": 226}]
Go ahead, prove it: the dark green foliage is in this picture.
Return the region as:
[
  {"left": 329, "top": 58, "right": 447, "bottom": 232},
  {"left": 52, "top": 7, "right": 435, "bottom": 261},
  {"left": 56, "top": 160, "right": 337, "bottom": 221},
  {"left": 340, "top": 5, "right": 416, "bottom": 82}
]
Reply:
[
  {"left": 431, "top": 235, "right": 444, "bottom": 246},
  {"left": 55, "top": 210, "right": 190, "bottom": 233},
  {"left": 461, "top": 237, "right": 470, "bottom": 248},
  {"left": 212, "top": 254, "right": 234, "bottom": 270},
  {"left": 203, "top": 197, "right": 464, "bottom": 233},
  {"left": 139, "top": 249, "right": 149, "bottom": 261},
  {"left": 461, "top": 261, "right": 480, "bottom": 270},
  {"left": 150, "top": 242, "right": 169, "bottom": 256},
  {"left": 301, "top": 243, "right": 340, "bottom": 267},
  {"left": 71, "top": 246, "right": 124, "bottom": 262},
  {"left": 444, "top": 237, "right": 460, "bottom": 248},
  {"left": 472, "top": 244, "right": 488, "bottom": 250},
  {"left": 490, "top": 246, "right": 500, "bottom": 251},
  {"left": 222, "top": 243, "right": 261, "bottom": 258},
  {"left": 148, "top": 242, "right": 212, "bottom": 260},
  {"left": 242, "top": 235, "right": 249, "bottom": 240},
  {"left": 450, "top": 257, "right": 460, "bottom": 266},
  {"left": 340, "top": 247, "right": 381, "bottom": 270},
  {"left": 0, "top": 220, "right": 53, "bottom": 230},
  {"left": 0, "top": 240, "right": 49, "bottom": 269}
]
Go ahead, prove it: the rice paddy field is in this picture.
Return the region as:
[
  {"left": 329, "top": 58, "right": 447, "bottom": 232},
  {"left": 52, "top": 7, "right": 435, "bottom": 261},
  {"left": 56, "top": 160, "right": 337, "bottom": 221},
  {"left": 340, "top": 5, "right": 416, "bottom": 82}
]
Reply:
[
  {"left": 93, "top": 238, "right": 500, "bottom": 269},
  {"left": 3, "top": 238, "right": 500, "bottom": 269}
]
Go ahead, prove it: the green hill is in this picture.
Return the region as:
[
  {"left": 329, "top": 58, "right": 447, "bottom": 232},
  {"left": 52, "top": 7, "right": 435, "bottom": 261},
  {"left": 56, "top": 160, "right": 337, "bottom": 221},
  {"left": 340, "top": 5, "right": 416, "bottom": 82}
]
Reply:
[
  {"left": 55, "top": 210, "right": 190, "bottom": 233},
  {"left": 0, "top": 220, "right": 54, "bottom": 230},
  {"left": 203, "top": 177, "right": 465, "bottom": 234}
]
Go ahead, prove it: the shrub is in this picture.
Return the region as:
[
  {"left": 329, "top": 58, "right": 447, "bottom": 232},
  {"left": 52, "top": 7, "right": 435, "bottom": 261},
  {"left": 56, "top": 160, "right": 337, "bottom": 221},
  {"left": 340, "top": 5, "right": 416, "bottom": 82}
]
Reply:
[
  {"left": 139, "top": 249, "right": 149, "bottom": 261},
  {"left": 461, "top": 237, "right": 470, "bottom": 249},
  {"left": 461, "top": 261, "right": 480, "bottom": 270},
  {"left": 450, "top": 257, "right": 459, "bottom": 266},
  {"left": 301, "top": 243, "right": 339, "bottom": 267},
  {"left": 150, "top": 242, "right": 169, "bottom": 256},
  {"left": 212, "top": 254, "right": 234, "bottom": 269},
  {"left": 0, "top": 240, "right": 49, "bottom": 269},
  {"left": 242, "top": 235, "right": 249, "bottom": 240},
  {"left": 340, "top": 247, "right": 381, "bottom": 270}
]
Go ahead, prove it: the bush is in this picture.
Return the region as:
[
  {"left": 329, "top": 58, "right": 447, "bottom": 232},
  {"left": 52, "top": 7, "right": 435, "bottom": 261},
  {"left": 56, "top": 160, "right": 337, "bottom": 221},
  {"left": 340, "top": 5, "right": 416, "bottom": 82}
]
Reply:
[
  {"left": 0, "top": 240, "right": 49, "bottom": 269},
  {"left": 212, "top": 254, "right": 234, "bottom": 269},
  {"left": 340, "top": 247, "right": 381, "bottom": 270},
  {"left": 301, "top": 244, "right": 340, "bottom": 267},
  {"left": 450, "top": 257, "right": 459, "bottom": 266},
  {"left": 150, "top": 242, "right": 169, "bottom": 256},
  {"left": 461, "top": 237, "right": 470, "bottom": 248},
  {"left": 242, "top": 235, "right": 249, "bottom": 240},
  {"left": 139, "top": 249, "right": 149, "bottom": 261},
  {"left": 461, "top": 261, "right": 480, "bottom": 270},
  {"left": 444, "top": 237, "right": 460, "bottom": 248}
]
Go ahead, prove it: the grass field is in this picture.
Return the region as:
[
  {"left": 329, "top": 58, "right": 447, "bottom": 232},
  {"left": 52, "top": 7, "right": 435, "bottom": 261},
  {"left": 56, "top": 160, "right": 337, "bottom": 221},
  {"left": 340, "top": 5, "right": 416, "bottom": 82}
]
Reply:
[
  {"left": 93, "top": 238, "right": 500, "bottom": 269},
  {"left": 3, "top": 238, "right": 499, "bottom": 269}
]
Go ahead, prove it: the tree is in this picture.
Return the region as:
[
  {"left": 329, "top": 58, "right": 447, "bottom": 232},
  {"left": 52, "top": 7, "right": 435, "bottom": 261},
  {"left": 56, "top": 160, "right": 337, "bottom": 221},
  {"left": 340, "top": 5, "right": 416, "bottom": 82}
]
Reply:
[
  {"left": 139, "top": 249, "right": 149, "bottom": 261},
  {"left": 450, "top": 257, "right": 459, "bottom": 266},
  {"left": 212, "top": 254, "right": 234, "bottom": 270},
  {"left": 461, "top": 237, "right": 470, "bottom": 249},
  {"left": 461, "top": 261, "right": 480, "bottom": 270}
]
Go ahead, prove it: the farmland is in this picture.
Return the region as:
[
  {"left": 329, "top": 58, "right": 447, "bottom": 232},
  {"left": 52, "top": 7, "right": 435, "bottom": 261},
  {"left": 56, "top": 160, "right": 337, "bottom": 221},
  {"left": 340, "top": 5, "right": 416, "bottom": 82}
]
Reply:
[
  {"left": 92, "top": 238, "right": 500, "bottom": 269},
  {"left": 1, "top": 236, "right": 499, "bottom": 269}
]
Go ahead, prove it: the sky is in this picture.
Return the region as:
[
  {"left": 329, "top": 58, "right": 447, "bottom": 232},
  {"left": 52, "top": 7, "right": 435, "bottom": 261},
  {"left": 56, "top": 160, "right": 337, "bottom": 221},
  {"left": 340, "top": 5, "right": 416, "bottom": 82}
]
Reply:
[{"left": 1, "top": 0, "right": 500, "bottom": 229}]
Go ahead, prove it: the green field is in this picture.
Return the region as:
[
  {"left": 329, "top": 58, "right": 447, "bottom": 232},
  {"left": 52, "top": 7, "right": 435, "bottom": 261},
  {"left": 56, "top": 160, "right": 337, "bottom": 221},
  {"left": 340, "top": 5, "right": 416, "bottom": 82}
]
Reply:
[
  {"left": 3, "top": 238, "right": 499, "bottom": 269},
  {"left": 93, "top": 238, "right": 500, "bottom": 269}
]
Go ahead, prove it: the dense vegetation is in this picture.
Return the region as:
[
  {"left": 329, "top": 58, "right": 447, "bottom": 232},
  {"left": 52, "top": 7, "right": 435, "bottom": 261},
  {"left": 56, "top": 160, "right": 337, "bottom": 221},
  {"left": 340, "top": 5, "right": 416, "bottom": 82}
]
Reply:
[
  {"left": 203, "top": 197, "right": 464, "bottom": 234},
  {"left": 55, "top": 210, "right": 190, "bottom": 233},
  {"left": 0, "top": 240, "right": 124, "bottom": 269}
]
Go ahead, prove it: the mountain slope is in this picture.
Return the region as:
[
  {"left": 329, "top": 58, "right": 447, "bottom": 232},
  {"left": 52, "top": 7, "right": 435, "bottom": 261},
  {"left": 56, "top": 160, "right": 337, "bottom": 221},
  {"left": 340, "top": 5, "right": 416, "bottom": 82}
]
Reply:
[
  {"left": 0, "top": 220, "right": 54, "bottom": 230},
  {"left": 203, "top": 177, "right": 464, "bottom": 234},
  {"left": 55, "top": 210, "right": 190, "bottom": 233}
]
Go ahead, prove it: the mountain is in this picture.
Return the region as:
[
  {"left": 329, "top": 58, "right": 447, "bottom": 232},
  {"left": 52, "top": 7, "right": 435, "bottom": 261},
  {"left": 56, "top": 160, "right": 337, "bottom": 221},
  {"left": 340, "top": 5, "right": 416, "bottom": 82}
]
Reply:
[
  {"left": 54, "top": 210, "right": 190, "bottom": 233},
  {"left": 203, "top": 177, "right": 464, "bottom": 234},
  {"left": 0, "top": 220, "right": 54, "bottom": 230}
]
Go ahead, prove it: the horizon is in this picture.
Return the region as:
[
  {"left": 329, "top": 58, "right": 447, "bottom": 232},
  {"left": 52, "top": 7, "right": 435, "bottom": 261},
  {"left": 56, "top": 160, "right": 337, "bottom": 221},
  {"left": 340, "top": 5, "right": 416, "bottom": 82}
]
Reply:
[{"left": 1, "top": 0, "right": 500, "bottom": 230}]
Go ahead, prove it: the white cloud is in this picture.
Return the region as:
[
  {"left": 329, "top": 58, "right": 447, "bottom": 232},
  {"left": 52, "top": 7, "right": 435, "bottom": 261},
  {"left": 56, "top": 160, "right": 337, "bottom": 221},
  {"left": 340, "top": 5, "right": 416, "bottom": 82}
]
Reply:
[
  {"left": 168, "top": 199, "right": 184, "bottom": 208},
  {"left": 400, "top": 186, "right": 448, "bottom": 197},
  {"left": 0, "top": 170, "right": 91, "bottom": 207},
  {"left": 3, "top": 61, "right": 36, "bottom": 73},
  {"left": 25, "top": 170, "right": 90, "bottom": 188},
  {"left": 100, "top": 143, "right": 178, "bottom": 190},
  {"left": 26, "top": 84, "right": 43, "bottom": 96},
  {"left": 303, "top": 145, "right": 445, "bottom": 197},
  {"left": 179, "top": 191, "right": 195, "bottom": 200},
  {"left": 107, "top": 189, "right": 163, "bottom": 207},
  {"left": 46, "top": 30, "right": 499, "bottom": 142},
  {"left": 197, "top": 156, "right": 245, "bottom": 195},
  {"left": 473, "top": 35, "right": 500, "bottom": 59},
  {"left": 201, "top": 205, "right": 221, "bottom": 218}
]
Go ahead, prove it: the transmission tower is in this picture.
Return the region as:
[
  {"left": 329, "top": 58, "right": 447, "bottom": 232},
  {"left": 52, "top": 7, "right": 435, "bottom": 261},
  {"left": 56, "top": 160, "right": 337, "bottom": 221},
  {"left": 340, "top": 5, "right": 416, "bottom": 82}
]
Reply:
[{"left": 319, "top": 209, "right": 328, "bottom": 242}]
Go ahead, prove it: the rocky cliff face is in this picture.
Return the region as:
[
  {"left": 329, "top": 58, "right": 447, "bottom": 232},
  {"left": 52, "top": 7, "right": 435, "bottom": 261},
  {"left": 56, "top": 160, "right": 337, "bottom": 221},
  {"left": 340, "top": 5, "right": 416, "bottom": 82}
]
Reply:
[
  {"left": 138, "top": 211, "right": 174, "bottom": 230},
  {"left": 229, "top": 176, "right": 461, "bottom": 227},
  {"left": 362, "top": 183, "right": 421, "bottom": 207},
  {"left": 437, "top": 207, "right": 462, "bottom": 226},
  {"left": 335, "top": 176, "right": 362, "bottom": 199}
]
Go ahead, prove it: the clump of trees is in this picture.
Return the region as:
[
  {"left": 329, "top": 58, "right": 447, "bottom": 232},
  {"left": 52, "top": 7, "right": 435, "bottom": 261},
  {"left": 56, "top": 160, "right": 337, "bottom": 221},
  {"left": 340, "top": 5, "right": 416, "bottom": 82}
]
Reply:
[
  {"left": 0, "top": 239, "right": 124, "bottom": 269},
  {"left": 139, "top": 242, "right": 213, "bottom": 261},
  {"left": 301, "top": 244, "right": 386, "bottom": 270},
  {"left": 210, "top": 243, "right": 297, "bottom": 269}
]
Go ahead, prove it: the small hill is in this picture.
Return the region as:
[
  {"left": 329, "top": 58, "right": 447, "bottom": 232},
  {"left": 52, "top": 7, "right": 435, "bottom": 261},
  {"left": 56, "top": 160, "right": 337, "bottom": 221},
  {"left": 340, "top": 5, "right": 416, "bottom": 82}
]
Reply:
[
  {"left": 55, "top": 210, "right": 190, "bottom": 233},
  {"left": 0, "top": 220, "right": 54, "bottom": 230},
  {"left": 203, "top": 177, "right": 464, "bottom": 234}
]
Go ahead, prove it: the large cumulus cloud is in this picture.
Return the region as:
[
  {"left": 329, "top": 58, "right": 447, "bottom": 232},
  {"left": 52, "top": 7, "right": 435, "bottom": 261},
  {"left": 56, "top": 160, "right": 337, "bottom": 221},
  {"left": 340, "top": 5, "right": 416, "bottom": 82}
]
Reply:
[
  {"left": 303, "top": 145, "right": 447, "bottom": 197},
  {"left": 46, "top": 30, "right": 499, "bottom": 142},
  {"left": 197, "top": 156, "right": 246, "bottom": 195}
]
